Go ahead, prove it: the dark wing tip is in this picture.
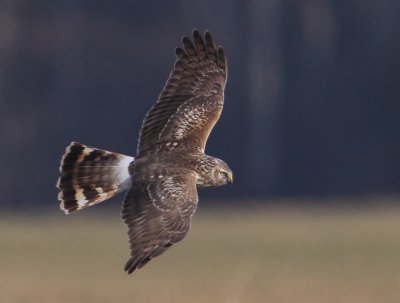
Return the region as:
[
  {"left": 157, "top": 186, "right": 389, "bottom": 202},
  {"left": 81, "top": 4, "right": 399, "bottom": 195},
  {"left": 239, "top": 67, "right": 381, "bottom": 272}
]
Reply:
[
  {"left": 124, "top": 257, "right": 136, "bottom": 274},
  {"left": 204, "top": 30, "right": 213, "bottom": 42},
  {"left": 177, "top": 29, "right": 225, "bottom": 69},
  {"left": 175, "top": 47, "right": 186, "bottom": 59},
  {"left": 217, "top": 46, "right": 227, "bottom": 72},
  {"left": 204, "top": 30, "right": 217, "bottom": 64},
  {"left": 182, "top": 35, "right": 199, "bottom": 62},
  {"left": 192, "top": 29, "right": 201, "bottom": 43},
  {"left": 124, "top": 254, "right": 153, "bottom": 274},
  {"left": 192, "top": 28, "right": 200, "bottom": 36},
  {"left": 124, "top": 256, "right": 138, "bottom": 274},
  {"left": 192, "top": 29, "right": 207, "bottom": 60}
]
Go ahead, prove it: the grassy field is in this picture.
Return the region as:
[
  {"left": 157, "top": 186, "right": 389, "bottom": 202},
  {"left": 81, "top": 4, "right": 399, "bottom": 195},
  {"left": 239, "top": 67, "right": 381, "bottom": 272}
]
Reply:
[{"left": 1, "top": 203, "right": 400, "bottom": 303}]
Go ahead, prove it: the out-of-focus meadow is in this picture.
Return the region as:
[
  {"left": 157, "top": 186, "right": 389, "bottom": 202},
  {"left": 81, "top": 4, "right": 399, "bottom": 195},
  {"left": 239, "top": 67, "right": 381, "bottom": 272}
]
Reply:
[{"left": 1, "top": 202, "right": 400, "bottom": 303}]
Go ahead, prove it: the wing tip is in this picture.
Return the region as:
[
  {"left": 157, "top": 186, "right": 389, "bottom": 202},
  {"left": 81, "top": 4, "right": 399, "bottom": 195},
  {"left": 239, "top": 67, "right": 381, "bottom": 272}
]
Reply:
[
  {"left": 176, "top": 29, "right": 226, "bottom": 71},
  {"left": 180, "top": 27, "right": 227, "bottom": 72},
  {"left": 124, "top": 254, "right": 153, "bottom": 274},
  {"left": 175, "top": 47, "right": 185, "bottom": 59},
  {"left": 192, "top": 28, "right": 200, "bottom": 36},
  {"left": 217, "top": 46, "right": 227, "bottom": 71}
]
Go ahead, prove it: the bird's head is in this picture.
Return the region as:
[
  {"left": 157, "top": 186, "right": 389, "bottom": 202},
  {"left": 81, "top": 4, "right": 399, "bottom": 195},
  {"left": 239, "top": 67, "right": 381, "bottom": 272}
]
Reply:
[{"left": 212, "top": 158, "right": 233, "bottom": 186}]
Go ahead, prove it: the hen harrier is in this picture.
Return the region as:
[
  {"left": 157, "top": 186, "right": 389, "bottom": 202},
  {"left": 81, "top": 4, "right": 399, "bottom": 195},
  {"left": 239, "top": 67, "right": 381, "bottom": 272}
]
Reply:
[{"left": 57, "top": 29, "right": 232, "bottom": 274}]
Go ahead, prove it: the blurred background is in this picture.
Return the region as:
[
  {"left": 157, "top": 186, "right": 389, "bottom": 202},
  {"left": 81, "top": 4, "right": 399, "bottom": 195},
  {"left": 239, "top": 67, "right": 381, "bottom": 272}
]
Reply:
[
  {"left": 1, "top": 1, "right": 400, "bottom": 302},
  {"left": 1, "top": 0, "right": 400, "bottom": 207}
]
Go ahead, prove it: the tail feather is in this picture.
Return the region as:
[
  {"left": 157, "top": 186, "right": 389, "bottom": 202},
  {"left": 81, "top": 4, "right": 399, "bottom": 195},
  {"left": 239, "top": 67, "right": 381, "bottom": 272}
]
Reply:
[{"left": 57, "top": 142, "right": 134, "bottom": 214}]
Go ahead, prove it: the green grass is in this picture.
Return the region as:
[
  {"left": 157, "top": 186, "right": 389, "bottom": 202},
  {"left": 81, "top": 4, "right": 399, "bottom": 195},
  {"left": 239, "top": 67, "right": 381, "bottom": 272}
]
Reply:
[{"left": 1, "top": 203, "right": 400, "bottom": 302}]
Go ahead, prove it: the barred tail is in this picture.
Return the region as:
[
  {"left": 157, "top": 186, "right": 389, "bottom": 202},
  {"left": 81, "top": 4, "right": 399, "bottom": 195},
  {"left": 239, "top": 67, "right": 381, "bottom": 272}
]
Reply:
[{"left": 57, "top": 142, "right": 134, "bottom": 214}]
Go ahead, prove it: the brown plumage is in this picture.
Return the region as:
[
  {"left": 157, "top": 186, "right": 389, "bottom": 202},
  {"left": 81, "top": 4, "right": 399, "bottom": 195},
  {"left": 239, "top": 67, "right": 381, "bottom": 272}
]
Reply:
[{"left": 57, "top": 29, "right": 233, "bottom": 274}]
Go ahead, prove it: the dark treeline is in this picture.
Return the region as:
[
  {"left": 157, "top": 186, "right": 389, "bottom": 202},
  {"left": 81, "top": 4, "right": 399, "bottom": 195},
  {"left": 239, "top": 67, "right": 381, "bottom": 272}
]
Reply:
[{"left": 1, "top": 1, "right": 399, "bottom": 208}]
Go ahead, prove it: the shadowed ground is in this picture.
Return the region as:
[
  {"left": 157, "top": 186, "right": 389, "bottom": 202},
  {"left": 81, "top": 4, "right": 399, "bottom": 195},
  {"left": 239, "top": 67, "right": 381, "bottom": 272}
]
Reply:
[{"left": 1, "top": 202, "right": 400, "bottom": 303}]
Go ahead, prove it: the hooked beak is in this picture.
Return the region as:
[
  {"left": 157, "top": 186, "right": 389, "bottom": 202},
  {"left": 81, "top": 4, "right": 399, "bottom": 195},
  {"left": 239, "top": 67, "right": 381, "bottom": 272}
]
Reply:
[{"left": 227, "top": 173, "right": 233, "bottom": 184}]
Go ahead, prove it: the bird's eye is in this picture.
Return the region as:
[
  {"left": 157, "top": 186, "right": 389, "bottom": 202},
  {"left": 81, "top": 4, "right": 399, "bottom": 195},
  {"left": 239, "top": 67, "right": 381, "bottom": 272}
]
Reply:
[{"left": 220, "top": 171, "right": 228, "bottom": 178}]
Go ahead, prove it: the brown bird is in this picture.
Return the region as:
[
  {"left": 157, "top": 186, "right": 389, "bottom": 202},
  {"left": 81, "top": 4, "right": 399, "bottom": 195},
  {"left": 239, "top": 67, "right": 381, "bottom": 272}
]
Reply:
[{"left": 57, "top": 29, "right": 232, "bottom": 274}]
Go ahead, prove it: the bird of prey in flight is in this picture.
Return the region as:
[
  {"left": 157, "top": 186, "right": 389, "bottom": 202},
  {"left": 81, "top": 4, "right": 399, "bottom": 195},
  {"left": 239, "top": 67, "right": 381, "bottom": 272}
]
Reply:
[{"left": 57, "top": 29, "right": 232, "bottom": 274}]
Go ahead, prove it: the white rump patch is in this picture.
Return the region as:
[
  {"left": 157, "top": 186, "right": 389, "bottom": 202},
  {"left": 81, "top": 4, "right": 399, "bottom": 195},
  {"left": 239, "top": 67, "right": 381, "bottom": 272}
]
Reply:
[{"left": 117, "top": 155, "right": 134, "bottom": 192}]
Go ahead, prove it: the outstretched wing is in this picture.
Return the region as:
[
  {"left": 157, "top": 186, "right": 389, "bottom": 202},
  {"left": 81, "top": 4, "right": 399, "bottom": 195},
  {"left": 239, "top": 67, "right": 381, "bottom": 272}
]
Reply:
[
  {"left": 137, "top": 29, "right": 227, "bottom": 157},
  {"left": 121, "top": 171, "right": 198, "bottom": 274}
]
